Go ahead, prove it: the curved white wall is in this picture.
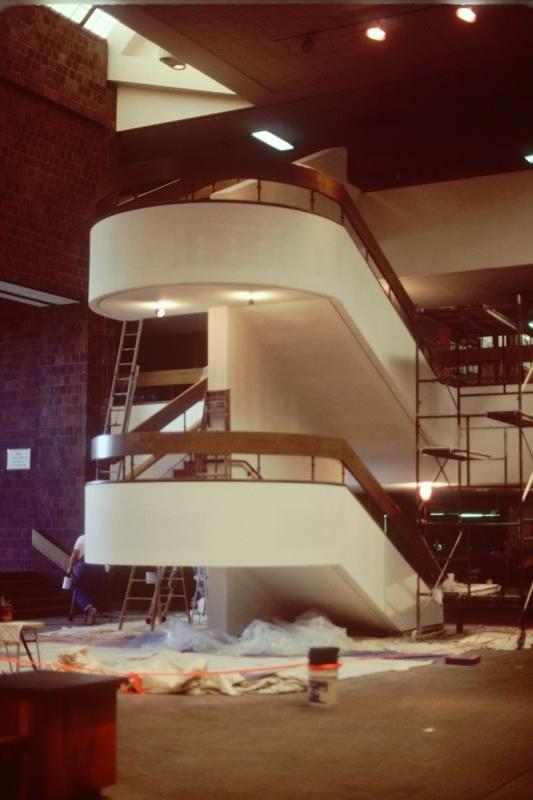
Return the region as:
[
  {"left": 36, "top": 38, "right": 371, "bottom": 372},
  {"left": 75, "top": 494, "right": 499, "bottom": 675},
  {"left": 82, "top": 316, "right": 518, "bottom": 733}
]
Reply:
[
  {"left": 90, "top": 203, "right": 420, "bottom": 415},
  {"left": 358, "top": 170, "right": 533, "bottom": 277},
  {"left": 85, "top": 480, "right": 442, "bottom": 633}
]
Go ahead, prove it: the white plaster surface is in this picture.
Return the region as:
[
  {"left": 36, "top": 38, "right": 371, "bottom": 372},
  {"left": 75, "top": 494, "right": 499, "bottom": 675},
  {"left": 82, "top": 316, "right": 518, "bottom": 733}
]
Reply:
[
  {"left": 357, "top": 170, "right": 533, "bottom": 277},
  {"left": 85, "top": 481, "right": 442, "bottom": 634}
]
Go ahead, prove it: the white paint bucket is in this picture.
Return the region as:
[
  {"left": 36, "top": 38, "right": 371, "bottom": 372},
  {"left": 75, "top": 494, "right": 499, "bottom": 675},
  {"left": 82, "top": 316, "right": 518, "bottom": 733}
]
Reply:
[
  {"left": 308, "top": 647, "right": 340, "bottom": 709},
  {"left": 308, "top": 665, "right": 339, "bottom": 708}
]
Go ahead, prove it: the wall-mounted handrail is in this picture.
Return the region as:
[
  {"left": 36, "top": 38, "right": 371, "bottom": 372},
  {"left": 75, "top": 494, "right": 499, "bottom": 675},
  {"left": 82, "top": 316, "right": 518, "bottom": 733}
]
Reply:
[
  {"left": 91, "top": 430, "right": 439, "bottom": 583},
  {"left": 96, "top": 160, "right": 417, "bottom": 335}
]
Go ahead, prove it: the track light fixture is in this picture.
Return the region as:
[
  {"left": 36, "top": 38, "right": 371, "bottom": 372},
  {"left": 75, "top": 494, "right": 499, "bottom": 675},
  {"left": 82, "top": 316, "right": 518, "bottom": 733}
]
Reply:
[
  {"left": 159, "top": 56, "right": 187, "bottom": 71},
  {"left": 366, "top": 24, "right": 386, "bottom": 42},
  {"left": 456, "top": 6, "right": 477, "bottom": 24}
]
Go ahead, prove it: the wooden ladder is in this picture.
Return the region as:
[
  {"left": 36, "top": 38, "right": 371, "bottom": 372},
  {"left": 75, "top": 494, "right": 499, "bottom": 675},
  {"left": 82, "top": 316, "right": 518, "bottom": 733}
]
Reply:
[{"left": 118, "top": 566, "right": 190, "bottom": 631}]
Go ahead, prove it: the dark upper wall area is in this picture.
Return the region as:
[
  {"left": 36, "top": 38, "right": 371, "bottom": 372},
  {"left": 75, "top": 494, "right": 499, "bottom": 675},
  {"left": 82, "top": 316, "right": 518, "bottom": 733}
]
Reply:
[
  {"left": 0, "top": 5, "right": 116, "bottom": 300},
  {"left": 0, "top": 7, "right": 118, "bottom": 571}
]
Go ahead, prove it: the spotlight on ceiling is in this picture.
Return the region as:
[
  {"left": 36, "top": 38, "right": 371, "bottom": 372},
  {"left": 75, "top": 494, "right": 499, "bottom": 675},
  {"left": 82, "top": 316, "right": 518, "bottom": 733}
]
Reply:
[
  {"left": 251, "top": 130, "right": 294, "bottom": 151},
  {"left": 366, "top": 25, "right": 386, "bottom": 42},
  {"left": 456, "top": 6, "right": 477, "bottom": 24},
  {"left": 156, "top": 306, "right": 166, "bottom": 318},
  {"left": 525, "top": 153, "right": 533, "bottom": 165},
  {"left": 159, "top": 56, "right": 187, "bottom": 71}
]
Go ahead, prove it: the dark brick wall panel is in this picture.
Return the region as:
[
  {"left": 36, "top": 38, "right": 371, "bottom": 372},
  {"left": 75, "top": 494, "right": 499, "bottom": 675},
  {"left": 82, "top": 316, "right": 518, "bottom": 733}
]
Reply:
[
  {"left": 0, "top": 6, "right": 114, "bottom": 126},
  {"left": 0, "top": 8, "right": 118, "bottom": 574}
]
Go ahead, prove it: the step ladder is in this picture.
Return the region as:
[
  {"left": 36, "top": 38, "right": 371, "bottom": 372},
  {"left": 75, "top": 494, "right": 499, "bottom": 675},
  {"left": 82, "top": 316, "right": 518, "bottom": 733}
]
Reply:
[
  {"left": 100, "top": 320, "right": 143, "bottom": 479},
  {"left": 191, "top": 566, "right": 208, "bottom": 623},
  {"left": 118, "top": 566, "right": 190, "bottom": 631}
]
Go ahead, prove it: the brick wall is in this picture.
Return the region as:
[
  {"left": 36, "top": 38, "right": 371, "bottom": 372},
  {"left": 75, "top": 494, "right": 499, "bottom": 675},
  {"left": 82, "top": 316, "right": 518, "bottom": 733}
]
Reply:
[
  {"left": 0, "top": 7, "right": 118, "bottom": 573},
  {"left": 0, "top": 6, "right": 114, "bottom": 127}
]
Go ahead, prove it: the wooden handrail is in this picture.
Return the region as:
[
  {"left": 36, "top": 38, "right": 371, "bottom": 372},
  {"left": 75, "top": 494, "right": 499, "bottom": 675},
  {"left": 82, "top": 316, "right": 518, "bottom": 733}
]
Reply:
[
  {"left": 91, "top": 430, "right": 439, "bottom": 583},
  {"left": 130, "top": 376, "right": 207, "bottom": 434},
  {"left": 137, "top": 367, "right": 206, "bottom": 388},
  {"left": 96, "top": 160, "right": 416, "bottom": 333}
]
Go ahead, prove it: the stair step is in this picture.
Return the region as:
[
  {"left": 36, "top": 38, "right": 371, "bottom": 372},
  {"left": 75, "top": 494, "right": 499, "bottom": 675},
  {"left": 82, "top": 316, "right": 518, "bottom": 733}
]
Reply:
[{"left": 1, "top": 571, "right": 73, "bottom": 620}]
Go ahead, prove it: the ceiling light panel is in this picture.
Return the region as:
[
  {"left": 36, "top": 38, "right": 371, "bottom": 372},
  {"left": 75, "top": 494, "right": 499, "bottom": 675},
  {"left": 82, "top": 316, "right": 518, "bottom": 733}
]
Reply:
[{"left": 251, "top": 131, "right": 294, "bottom": 151}]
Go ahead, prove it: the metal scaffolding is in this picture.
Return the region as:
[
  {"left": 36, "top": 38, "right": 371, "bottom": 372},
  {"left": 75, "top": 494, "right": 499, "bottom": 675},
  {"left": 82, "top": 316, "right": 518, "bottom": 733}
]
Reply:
[{"left": 415, "top": 296, "right": 533, "bottom": 624}]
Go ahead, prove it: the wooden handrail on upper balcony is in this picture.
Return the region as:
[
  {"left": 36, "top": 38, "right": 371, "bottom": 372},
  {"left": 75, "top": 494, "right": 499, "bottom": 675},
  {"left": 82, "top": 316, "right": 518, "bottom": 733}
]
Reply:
[
  {"left": 129, "top": 376, "right": 207, "bottom": 434},
  {"left": 96, "top": 159, "right": 417, "bottom": 335},
  {"left": 137, "top": 367, "right": 206, "bottom": 388},
  {"left": 91, "top": 430, "right": 439, "bottom": 584}
]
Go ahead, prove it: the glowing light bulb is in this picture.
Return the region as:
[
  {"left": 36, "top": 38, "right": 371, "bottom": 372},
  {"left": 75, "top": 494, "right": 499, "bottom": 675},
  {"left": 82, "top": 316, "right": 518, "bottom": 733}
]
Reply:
[
  {"left": 456, "top": 6, "right": 476, "bottom": 24},
  {"left": 419, "top": 482, "right": 433, "bottom": 502},
  {"left": 156, "top": 307, "right": 166, "bottom": 318},
  {"left": 366, "top": 25, "right": 386, "bottom": 42}
]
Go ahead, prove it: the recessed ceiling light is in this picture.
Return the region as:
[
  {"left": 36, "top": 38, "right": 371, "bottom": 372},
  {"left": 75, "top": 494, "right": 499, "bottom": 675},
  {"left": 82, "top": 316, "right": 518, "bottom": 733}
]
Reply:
[
  {"left": 366, "top": 25, "right": 386, "bottom": 42},
  {"left": 159, "top": 56, "right": 187, "bottom": 71},
  {"left": 525, "top": 153, "right": 533, "bottom": 164},
  {"left": 251, "top": 130, "right": 294, "bottom": 151},
  {"left": 232, "top": 290, "right": 271, "bottom": 303},
  {"left": 456, "top": 6, "right": 477, "bottom": 24},
  {"left": 156, "top": 307, "right": 166, "bottom": 318}
]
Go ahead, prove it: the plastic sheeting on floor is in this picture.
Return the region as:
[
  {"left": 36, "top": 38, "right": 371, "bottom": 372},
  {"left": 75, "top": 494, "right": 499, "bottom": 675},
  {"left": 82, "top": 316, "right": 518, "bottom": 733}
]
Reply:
[
  {"left": 32, "top": 614, "right": 533, "bottom": 696},
  {"left": 42, "top": 644, "right": 435, "bottom": 695}
]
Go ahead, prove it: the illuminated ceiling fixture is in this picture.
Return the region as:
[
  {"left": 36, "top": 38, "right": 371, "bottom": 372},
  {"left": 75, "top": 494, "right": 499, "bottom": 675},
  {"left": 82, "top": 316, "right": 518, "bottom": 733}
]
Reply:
[
  {"left": 525, "top": 153, "right": 533, "bottom": 165},
  {"left": 366, "top": 25, "right": 386, "bottom": 42},
  {"left": 251, "top": 130, "right": 294, "bottom": 151},
  {"left": 156, "top": 306, "right": 166, "bottom": 318},
  {"left": 456, "top": 6, "right": 477, "bottom": 24},
  {"left": 159, "top": 56, "right": 187, "bottom": 71}
]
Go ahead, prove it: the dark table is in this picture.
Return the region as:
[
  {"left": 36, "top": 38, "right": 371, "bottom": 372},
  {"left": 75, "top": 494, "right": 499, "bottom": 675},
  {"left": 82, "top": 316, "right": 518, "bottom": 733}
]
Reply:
[{"left": 0, "top": 670, "right": 123, "bottom": 799}]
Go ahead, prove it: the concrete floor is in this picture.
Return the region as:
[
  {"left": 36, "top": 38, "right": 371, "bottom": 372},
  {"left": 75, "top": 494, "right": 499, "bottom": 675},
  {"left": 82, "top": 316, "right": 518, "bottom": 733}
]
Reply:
[{"left": 104, "top": 647, "right": 533, "bottom": 800}]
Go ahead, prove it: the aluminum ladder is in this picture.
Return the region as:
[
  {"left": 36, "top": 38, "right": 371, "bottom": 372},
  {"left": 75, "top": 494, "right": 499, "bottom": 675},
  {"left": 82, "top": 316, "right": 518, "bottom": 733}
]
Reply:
[{"left": 100, "top": 320, "right": 143, "bottom": 479}]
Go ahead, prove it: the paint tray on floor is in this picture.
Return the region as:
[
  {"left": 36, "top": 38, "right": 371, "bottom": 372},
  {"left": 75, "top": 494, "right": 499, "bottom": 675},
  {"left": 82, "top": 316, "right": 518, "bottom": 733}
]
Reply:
[{"left": 445, "top": 653, "right": 481, "bottom": 666}]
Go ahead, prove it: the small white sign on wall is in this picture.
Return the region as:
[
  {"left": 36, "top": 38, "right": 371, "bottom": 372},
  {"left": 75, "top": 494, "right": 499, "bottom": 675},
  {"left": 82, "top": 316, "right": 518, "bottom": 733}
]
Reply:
[{"left": 6, "top": 448, "right": 31, "bottom": 471}]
